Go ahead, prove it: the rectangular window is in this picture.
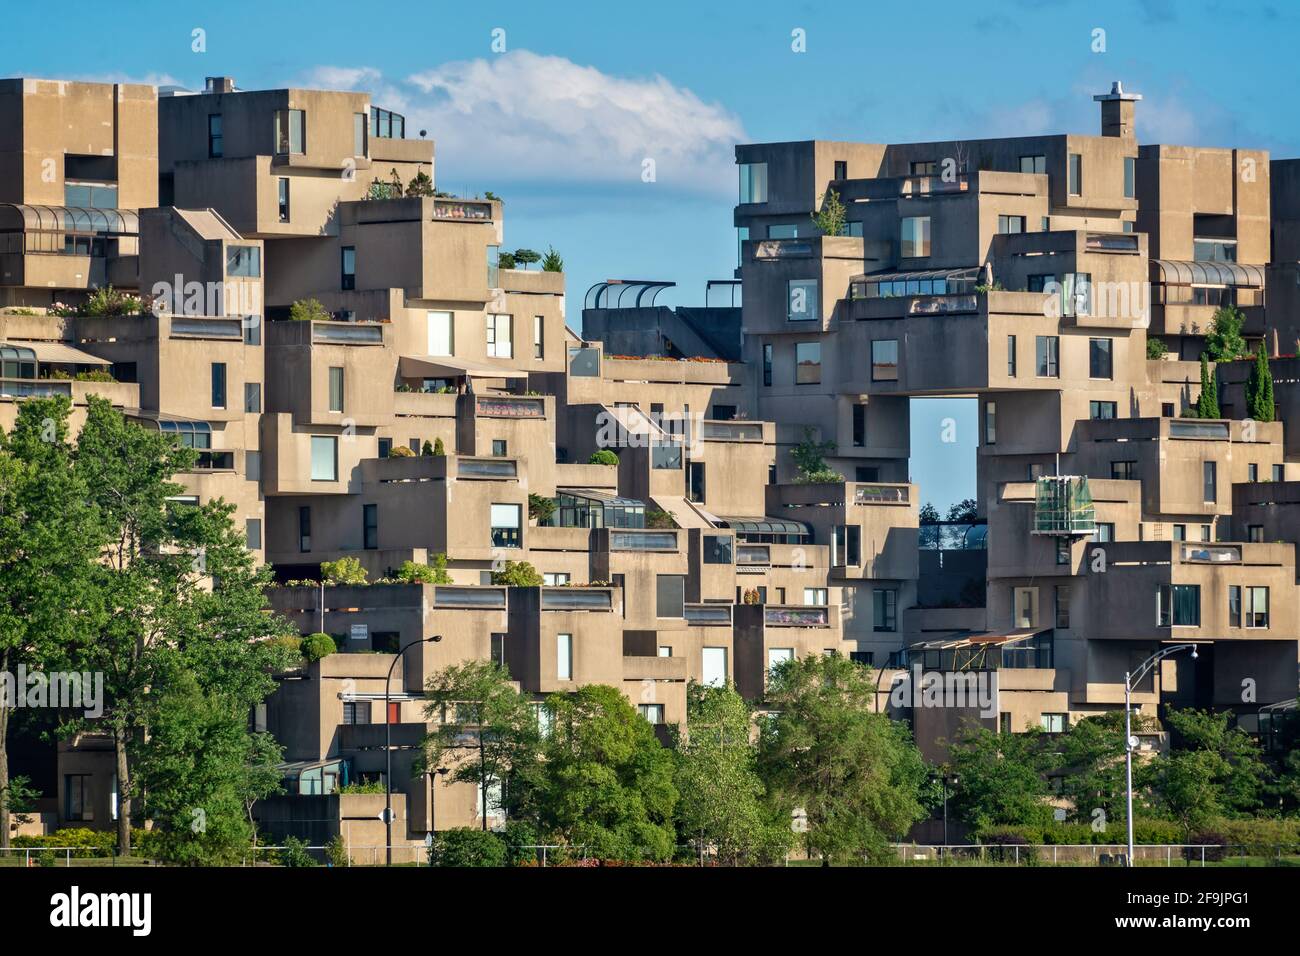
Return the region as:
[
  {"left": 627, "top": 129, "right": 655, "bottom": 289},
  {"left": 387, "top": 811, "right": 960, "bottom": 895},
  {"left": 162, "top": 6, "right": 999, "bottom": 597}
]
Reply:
[
  {"left": 226, "top": 245, "right": 261, "bottom": 277},
  {"left": 1007, "top": 335, "right": 1017, "bottom": 376},
  {"left": 1203, "top": 461, "right": 1217, "bottom": 503},
  {"left": 341, "top": 246, "right": 356, "bottom": 290},
  {"left": 246, "top": 450, "right": 261, "bottom": 482},
  {"left": 556, "top": 634, "right": 573, "bottom": 680},
  {"left": 689, "top": 461, "right": 707, "bottom": 503},
  {"left": 1228, "top": 585, "right": 1241, "bottom": 627},
  {"left": 1019, "top": 155, "right": 1047, "bottom": 175},
  {"left": 739, "top": 162, "right": 768, "bottom": 204},
  {"left": 208, "top": 114, "right": 223, "bottom": 158},
  {"left": 1249, "top": 463, "right": 1258, "bottom": 482},
  {"left": 378, "top": 438, "right": 391, "bottom": 459},
  {"left": 245, "top": 518, "right": 262, "bottom": 550},
  {"left": 1173, "top": 524, "right": 1186, "bottom": 542},
  {"left": 873, "top": 589, "right": 897, "bottom": 631},
  {"left": 275, "top": 108, "right": 305, "bottom": 155},
  {"left": 702, "top": 647, "right": 728, "bottom": 687},
  {"left": 834, "top": 160, "right": 847, "bottom": 180},
  {"left": 656, "top": 574, "right": 686, "bottom": 618},
  {"left": 1089, "top": 338, "right": 1113, "bottom": 379},
  {"left": 1035, "top": 336, "right": 1059, "bottom": 377},
  {"left": 278, "top": 177, "right": 290, "bottom": 222},
  {"left": 909, "top": 160, "right": 937, "bottom": 175},
  {"left": 328, "top": 366, "right": 344, "bottom": 413},
  {"left": 901, "top": 216, "right": 931, "bottom": 257},
  {"left": 1068, "top": 153, "right": 1082, "bottom": 195},
  {"left": 834, "top": 525, "right": 861, "bottom": 566},
  {"left": 1124, "top": 156, "right": 1136, "bottom": 199},
  {"left": 1111, "top": 460, "right": 1136, "bottom": 480},
  {"left": 1055, "top": 585, "right": 1070, "bottom": 628},
  {"left": 311, "top": 436, "right": 338, "bottom": 482},
  {"left": 244, "top": 381, "right": 261, "bottom": 413},
  {"left": 804, "top": 587, "right": 828, "bottom": 606},
  {"left": 533, "top": 315, "right": 544, "bottom": 359},
  {"left": 768, "top": 223, "right": 799, "bottom": 239},
  {"left": 762, "top": 343, "right": 773, "bottom": 387},
  {"left": 298, "top": 506, "right": 311, "bottom": 552},
  {"left": 1014, "top": 587, "right": 1039, "bottom": 628},
  {"left": 354, "top": 112, "right": 368, "bottom": 156},
  {"left": 985, "top": 401, "right": 997, "bottom": 445},
  {"left": 638, "top": 704, "right": 665, "bottom": 724},
  {"left": 1093, "top": 522, "right": 1115, "bottom": 542},
  {"left": 787, "top": 279, "right": 818, "bottom": 321},
  {"left": 1027, "top": 274, "right": 1052, "bottom": 293},
  {"left": 491, "top": 439, "right": 507, "bottom": 457},
  {"left": 427, "top": 311, "right": 453, "bottom": 357},
  {"left": 796, "top": 341, "right": 821, "bottom": 384},
  {"left": 1245, "top": 587, "right": 1269, "bottom": 628},
  {"left": 852, "top": 404, "right": 866, "bottom": 447},
  {"left": 1158, "top": 584, "right": 1200, "bottom": 627},
  {"left": 490, "top": 503, "right": 522, "bottom": 549},
  {"left": 486, "top": 314, "right": 513, "bottom": 357},
  {"left": 65, "top": 774, "right": 92, "bottom": 822},
  {"left": 872, "top": 339, "right": 899, "bottom": 381},
  {"left": 657, "top": 645, "right": 672, "bottom": 657},
  {"left": 342, "top": 701, "right": 371, "bottom": 725},
  {"left": 767, "top": 647, "right": 795, "bottom": 675},
  {"left": 1090, "top": 400, "right": 1117, "bottom": 420},
  {"left": 998, "top": 215, "right": 1025, "bottom": 234},
  {"left": 211, "top": 362, "right": 227, "bottom": 408},
  {"left": 363, "top": 503, "right": 378, "bottom": 550},
  {"left": 1248, "top": 524, "right": 1264, "bottom": 543},
  {"left": 244, "top": 317, "right": 262, "bottom": 346},
  {"left": 1041, "top": 713, "right": 1067, "bottom": 734},
  {"left": 1056, "top": 537, "right": 1070, "bottom": 565},
  {"left": 1273, "top": 464, "right": 1284, "bottom": 482}
]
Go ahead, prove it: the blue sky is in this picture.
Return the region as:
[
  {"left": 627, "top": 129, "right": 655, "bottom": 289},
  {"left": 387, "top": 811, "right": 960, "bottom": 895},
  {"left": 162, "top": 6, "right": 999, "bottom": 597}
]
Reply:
[{"left": 4, "top": 0, "right": 1297, "bottom": 510}]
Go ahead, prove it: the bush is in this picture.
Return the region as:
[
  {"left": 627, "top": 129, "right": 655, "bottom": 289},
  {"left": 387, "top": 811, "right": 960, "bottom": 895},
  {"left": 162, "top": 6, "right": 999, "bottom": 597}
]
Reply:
[
  {"left": 321, "top": 556, "right": 368, "bottom": 585},
  {"left": 528, "top": 493, "right": 556, "bottom": 523},
  {"left": 541, "top": 246, "right": 564, "bottom": 273},
  {"left": 433, "top": 437, "right": 446, "bottom": 456},
  {"left": 428, "top": 828, "right": 507, "bottom": 867},
  {"left": 389, "top": 445, "right": 415, "bottom": 457},
  {"left": 288, "top": 298, "right": 331, "bottom": 322},
  {"left": 396, "top": 555, "right": 453, "bottom": 584},
  {"left": 491, "top": 560, "right": 544, "bottom": 587},
  {"left": 645, "top": 509, "right": 676, "bottom": 529},
  {"left": 588, "top": 449, "right": 619, "bottom": 466},
  {"left": 502, "top": 820, "right": 540, "bottom": 866},
  {"left": 279, "top": 837, "right": 318, "bottom": 867},
  {"left": 325, "top": 835, "right": 350, "bottom": 867},
  {"left": 1185, "top": 831, "right": 1229, "bottom": 863},
  {"left": 301, "top": 632, "right": 337, "bottom": 663},
  {"left": 1146, "top": 337, "right": 1168, "bottom": 359}
]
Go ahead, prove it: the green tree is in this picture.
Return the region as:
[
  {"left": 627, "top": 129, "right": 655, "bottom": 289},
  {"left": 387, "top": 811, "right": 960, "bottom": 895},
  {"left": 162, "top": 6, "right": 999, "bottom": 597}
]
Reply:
[
  {"left": 1146, "top": 337, "right": 1168, "bottom": 359},
  {"left": 512, "top": 248, "right": 541, "bottom": 270},
  {"left": 1056, "top": 711, "right": 1157, "bottom": 827},
  {"left": 404, "top": 170, "right": 434, "bottom": 197},
  {"left": 433, "top": 437, "right": 446, "bottom": 456},
  {"left": 396, "top": 554, "right": 452, "bottom": 584},
  {"left": 288, "top": 298, "right": 330, "bottom": 322},
  {"left": 918, "top": 501, "right": 942, "bottom": 549},
  {"left": 790, "top": 426, "right": 843, "bottom": 484},
  {"left": 422, "top": 661, "right": 541, "bottom": 831},
  {"left": 588, "top": 449, "right": 619, "bottom": 466},
  {"left": 490, "top": 560, "right": 543, "bottom": 587},
  {"left": 301, "top": 632, "right": 336, "bottom": 662},
  {"left": 1195, "top": 353, "right": 1221, "bottom": 419},
  {"left": 673, "top": 682, "right": 792, "bottom": 865},
  {"left": 422, "top": 439, "right": 435, "bottom": 456},
  {"left": 1246, "top": 340, "right": 1275, "bottom": 422},
  {"left": 947, "top": 724, "right": 1058, "bottom": 833},
  {"left": 428, "top": 827, "right": 506, "bottom": 866},
  {"left": 497, "top": 251, "right": 516, "bottom": 270},
  {"left": 1203, "top": 306, "right": 1247, "bottom": 362},
  {"left": 541, "top": 246, "right": 564, "bottom": 272},
  {"left": 1153, "top": 708, "right": 1270, "bottom": 832},
  {"left": 528, "top": 493, "right": 557, "bottom": 524},
  {"left": 531, "top": 685, "right": 678, "bottom": 860},
  {"left": 0, "top": 396, "right": 100, "bottom": 849},
  {"left": 70, "top": 397, "right": 296, "bottom": 855},
  {"left": 133, "top": 670, "right": 284, "bottom": 865},
  {"left": 757, "top": 654, "right": 927, "bottom": 863},
  {"left": 321, "top": 556, "right": 367, "bottom": 585},
  {"left": 811, "top": 188, "right": 847, "bottom": 236}
]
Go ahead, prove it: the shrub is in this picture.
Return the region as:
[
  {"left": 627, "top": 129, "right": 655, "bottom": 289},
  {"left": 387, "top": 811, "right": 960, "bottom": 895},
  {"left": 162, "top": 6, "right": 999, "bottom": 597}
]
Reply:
[
  {"left": 301, "top": 632, "right": 337, "bottom": 663},
  {"left": 422, "top": 440, "right": 434, "bottom": 456},
  {"left": 289, "top": 298, "right": 331, "bottom": 322},
  {"left": 325, "top": 835, "right": 350, "bottom": 867},
  {"left": 491, "top": 560, "right": 544, "bottom": 587},
  {"left": 1146, "top": 337, "right": 1168, "bottom": 359},
  {"left": 389, "top": 445, "right": 414, "bottom": 457},
  {"left": 528, "top": 493, "right": 556, "bottom": 523},
  {"left": 428, "top": 828, "right": 507, "bottom": 867},
  {"left": 588, "top": 449, "right": 619, "bottom": 466},
  {"left": 645, "top": 508, "right": 676, "bottom": 529},
  {"left": 502, "top": 820, "right": 540, "bottom": 866},
  {"left": 268, "top": 634, "right": 303, "bottom": 659},
  {"left": 84, "top": 285, "right": 143, "bottom": 317},
  {"left": 433, "top": 437, "right": 446, "bottom": 456},
  {"left": 279, "top": 837, "right": 318, "bottom": 867},
  {"left": 1185, "top": 830, "right": 1229, "bottom": 863},
  {"left": 396, "top": 554, "right": 453, "bottom": 584},
  {"left": 498, "top": 251, "right": 516, "bottom": 270},
  {"left": 321, "top": 556, "right": 368, "bottom": 585},
  {"left": 541, "top": 246, "right": 563, "bottom": 272}
]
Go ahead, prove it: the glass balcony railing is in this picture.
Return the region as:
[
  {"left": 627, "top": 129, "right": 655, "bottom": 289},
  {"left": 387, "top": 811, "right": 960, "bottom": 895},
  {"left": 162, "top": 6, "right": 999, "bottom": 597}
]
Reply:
[
  {"left": 541, "top": 589, "right": 613, "bottom": 610},
  {"left": 1032, "top": 476, "right": 1096, "bottom": 536},
  {"left": 610, "top": 531, "right": 677, "bottom": 552},
  {"left": 685, "top": 604, "right": 732, "bottom": 625},
  {"left": 433, "top": 586, "right": 507, "bottom": 608},
  {"left": 765, "top": 606, "right": 829, "bottom": 627}
]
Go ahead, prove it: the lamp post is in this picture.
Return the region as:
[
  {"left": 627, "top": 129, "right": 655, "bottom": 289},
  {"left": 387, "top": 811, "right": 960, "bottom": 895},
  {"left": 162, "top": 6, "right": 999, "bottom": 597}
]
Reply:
[
  {"left": 386, "top": 634, "right": 441, "bottom": 866},
  {"left": 1124, "top": 643, "right": 1198, "bottom": 868}
]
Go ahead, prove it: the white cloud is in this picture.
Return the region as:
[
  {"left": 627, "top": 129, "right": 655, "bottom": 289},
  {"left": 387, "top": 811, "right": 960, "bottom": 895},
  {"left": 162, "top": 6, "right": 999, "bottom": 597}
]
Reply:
[{"left": 304, "top": 51, "right": 745, "bottom": 195}]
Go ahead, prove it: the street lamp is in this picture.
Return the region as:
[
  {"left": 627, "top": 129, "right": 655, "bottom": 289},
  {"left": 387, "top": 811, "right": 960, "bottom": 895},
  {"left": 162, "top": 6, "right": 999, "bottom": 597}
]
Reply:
[
  {"left": 1124, "top": 643, "right": 1198, "bottom": 868},
  {"left": 385, "top": 634, "right": 441, "bottom": 866}
]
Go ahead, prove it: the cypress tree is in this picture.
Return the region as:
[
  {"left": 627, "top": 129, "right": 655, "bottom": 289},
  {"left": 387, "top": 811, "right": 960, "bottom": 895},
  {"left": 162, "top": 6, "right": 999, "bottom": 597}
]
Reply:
[
  {"left": 1196, "top": 353, "right": 1221, "bottom": 419},
  {"left": 1250, "top": 341, "right": 1275, "bottom": 422}
]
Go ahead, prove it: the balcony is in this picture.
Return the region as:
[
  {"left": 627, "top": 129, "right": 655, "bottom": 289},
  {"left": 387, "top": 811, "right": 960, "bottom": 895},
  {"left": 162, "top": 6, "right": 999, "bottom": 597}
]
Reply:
[
  {"left": 540, "top": 588, "right": 614, "bottom": 611},
  {"left": 431, "top": 199, "right": 493, "bottom": 222},
  {"left": 311, "top": 322, "right": 384, "bottom": 346},
  {"left": 685, "top": 603, "right": 732, "bottom": 626},
  {"left": 622, "top": 655, "right": 688, "bottom": 681},
  {"left": 764, "top": 605, "right": 830, "bottom": 627},
  {"left": 432, "top": 586, "right": 507, "bottom": 609},
  {"left": 609, "top": 530, "right": 679, "bottom": 552},
  {"left": 1032, "top": 476, "right": 1096, "bottom": 536},
  {"left": 475, "top": 395, "right": 545, "bottom": 419}
]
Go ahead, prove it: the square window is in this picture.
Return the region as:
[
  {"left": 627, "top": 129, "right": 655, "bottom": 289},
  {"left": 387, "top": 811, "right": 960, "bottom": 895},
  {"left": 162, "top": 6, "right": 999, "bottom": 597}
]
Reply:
[{"left": 310, "top": 436, "right": 338, "bottom": 482}]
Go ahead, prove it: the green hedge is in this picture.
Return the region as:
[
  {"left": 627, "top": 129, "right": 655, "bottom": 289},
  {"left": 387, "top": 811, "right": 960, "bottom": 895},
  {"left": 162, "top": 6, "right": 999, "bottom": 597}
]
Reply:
[
  {"left": 12, "top": 828, "right": 157, "bottom": 858},
  {"left": 976, "top": 817, "right": 1297, "bottom": 848},
  {"left": 428, "top": 828, "right": 507, "bottom": 867}
]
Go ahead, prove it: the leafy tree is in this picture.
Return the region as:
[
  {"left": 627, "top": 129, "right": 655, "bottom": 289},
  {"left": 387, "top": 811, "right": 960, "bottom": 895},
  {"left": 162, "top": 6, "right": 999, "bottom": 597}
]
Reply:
[
  {"left": 790, "top": 426, "right": 843, "bottom": 484},
  {"left": 396, "top": 554, "right": 452, "bottom": 585},
  {"left": 422, "top": 661, "right": 541, "bottom": 831},
  {"left": 530, "top": 685, "right": 678, "bottom": 860},
  {"left": 946, "top": 498, "right": 978, "bottom": 522},
  {"left": 490, "top": 560, "right": 544, "bottom": 587},
  {"left": 1152, "top": 709, "right": 1270, "bottom": 833},
  {"left": 528, "top": 493, "right": 557, "bottom": 524},
  {"left": 947, "top": 724, "right": 1059, "bottom": 833},
  {"left": 422, "top": 439, "right": 435, "bottom": 456},
  {"left": 1203, "top": 306, "right": 1247, "bottom": 362},
  {"left": 1246, "top": 340, "right": 1275, "bottom": 422},
  {"left": 0, "top": 396, "right": 100, "bottom": 848},
  {"left": 1146, "top": 337, "right": 1168, "bottom": 359},
  {"left": 757, "top": 654, "right": 927, "bottom": 863},
  {"left": 301, "top": 633, "right": 336, "bottom": 662},
  {"left": 1195, "top": 353, "right": 1221, "bottom": 419},
  {"left": 919, "top": 502, "right": 941, "bottom": 524},
  {"left": 588, "top": 449, "right": 619, "bottom": 466},
  {"left": 288, "top": 298, "right": 330, "bottom": 322},
  {"left": 428, "top": 827, "right": 506, "bottom": 866},
  {"left": 919, "top": 501, "right": 942, "bottom": 549},
  {"left": 133, "top": 670, "right": 284, "bottom": 865},
  {"left": 278, "top": 836, "right": 317, "bottom": 867},
  {"left": 512, "top": 248, "right": 541, "bottom": 270},
  {"left": 404, "top": 170, "right": 434, "bottom": 197},
  {"left": 497, "top": 251, "right": 516, "bottom": 270},
  {"left": 673, "top": 682, "right": 792, "bottom": 865},
  {"left": 541, "top": 246, "right": 564, "bottom": 272},
  {"left": 69, "top": 397, "right": 296, "bottom": 855},
  {"left": 433, "top": 437, "right": 446, "bottom": 456},
  {"left": 811, "top": 188, "right": 847, "bottom": 236},
  {"left": 1055, "top": 711, "right": 1157, "bottom": 828},
  {"left": 321, "top": 556, "right": 367, "bottom": 585}
]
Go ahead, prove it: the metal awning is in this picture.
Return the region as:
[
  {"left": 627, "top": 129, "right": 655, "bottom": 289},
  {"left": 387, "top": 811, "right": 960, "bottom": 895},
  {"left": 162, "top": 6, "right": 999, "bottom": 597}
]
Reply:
[
  {"left": 1151, "top": 259, "right": 1266, "bottom": 287},
  {"left": 717, "top": 516, "right": 811, "bottom": 536},
  {"left": 910, "top": 629, "right": 1044, "bottom": 651},
  {"left": 558, "top": 489, "right": 644, "bottom": 507},
  {"left": 0, "top": 204, "right": 139, "bottom": 235},
  {"left": 852, "top": 266, "right": 980, "bottom": 283},
  {"left": 23, "top": 341, "right": 111, "bottom": 366},
  {"left": 584, "top": 279, "right": 675, "bottom": 310},
  {"left": 398, "top": 355, "right": 527, "bottom": 380}
]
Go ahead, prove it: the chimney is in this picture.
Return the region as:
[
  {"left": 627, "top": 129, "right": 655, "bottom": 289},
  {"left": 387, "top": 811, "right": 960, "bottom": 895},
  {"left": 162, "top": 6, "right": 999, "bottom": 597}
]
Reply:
[
  {"left": 205, "top": 76, "right": 236, "bottom": 94},
  {"left": 1093, "top": 81, "right": 1141, "bottom": 140}
]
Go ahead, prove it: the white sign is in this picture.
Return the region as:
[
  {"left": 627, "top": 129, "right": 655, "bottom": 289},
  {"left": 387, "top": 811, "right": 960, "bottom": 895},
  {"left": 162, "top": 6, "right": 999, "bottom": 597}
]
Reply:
[{"left": 350, "top": 624, "right": 369, "bottom": 642}]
